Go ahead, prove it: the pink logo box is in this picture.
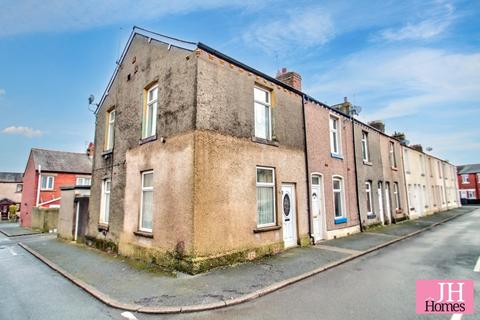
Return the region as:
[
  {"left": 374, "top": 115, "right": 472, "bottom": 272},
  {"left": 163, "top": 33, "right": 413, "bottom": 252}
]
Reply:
[{"left": 416, "top": 280, "right": 474, "bottom": 314}]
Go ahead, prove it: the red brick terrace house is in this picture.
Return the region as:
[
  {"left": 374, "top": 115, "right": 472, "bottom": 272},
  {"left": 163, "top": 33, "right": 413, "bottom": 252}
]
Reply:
[
  {"left": 20, "top": 147, "right": 93, "bottom": 227},
  {"left": 457, "top": 163, "right": 480, "bottom": 204}
]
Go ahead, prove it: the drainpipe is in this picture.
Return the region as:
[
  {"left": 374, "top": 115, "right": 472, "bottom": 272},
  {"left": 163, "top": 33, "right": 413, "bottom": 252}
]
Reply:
[
  {"left": 74, "top": 199, "right": 80, "bottom": 241},
  {"left": 302, "top": 95, "right": 314, "bottom": 244},
  {"left": 36, "top": 164, "right": 42, "bottom": 207},
  {"left": 351, "top": 117, "right": 363, "bottom": 232}
]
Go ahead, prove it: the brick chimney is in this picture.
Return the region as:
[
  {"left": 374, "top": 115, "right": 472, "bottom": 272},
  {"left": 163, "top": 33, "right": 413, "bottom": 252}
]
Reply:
[
  {"left": 332, "top": 97, "right": 352, "bottom": 115},
  {"left": 368, "top": 120, "right": 385, "bottom": 133},
  {"left": 392, "top": 132, "right": 408, "bottom": 145},
  {"left": 86, "top": 142, "right": 95, "bottom": 158},
  {"left": 276, "top": 68, "right": 302, "bottom": 91}
]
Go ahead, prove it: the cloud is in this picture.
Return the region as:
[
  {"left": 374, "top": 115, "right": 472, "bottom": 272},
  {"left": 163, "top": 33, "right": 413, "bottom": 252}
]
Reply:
[
  {"left": 377, "top": 1, "right": 456, "bottom": 41},
  {"left": 0, "top": 0, "right": 269, "bottom": 37},
  {"left": 307, "top": 48, "right": 480, "bottom": 120},
  {"left": 242, "top": 6, "right": 335, "bottom": 53},
  {"left": 2, "top": 126, "right": 44, "bottom": 138},
  {"left": 0, "top": 88, "right": 5, "bottom": 97}
]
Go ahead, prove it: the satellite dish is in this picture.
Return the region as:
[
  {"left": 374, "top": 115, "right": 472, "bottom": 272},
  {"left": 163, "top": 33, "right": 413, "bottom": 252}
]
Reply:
[
  {"left": 426, "top": 147, "right": 433, "bottom": 152},
  {"left": 350, "top": 105, "right": 362, "bottom": 116},
  {"left": 88, "top": 94, "right": 95, "bottom": 105}
]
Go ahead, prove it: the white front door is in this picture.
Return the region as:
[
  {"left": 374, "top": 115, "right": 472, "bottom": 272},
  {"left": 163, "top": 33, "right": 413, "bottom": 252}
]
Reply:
[
  {"left": 378, "top": 182, "right": 384, "bottom": 225},
  {"left": 282, "top": 184, "right": 297, "bottom": 248},
  {"left": 385, "top": 183, "right": 392, "bottom": 224},
  {"left": 311, "top": 175, "right": 324, "bottom": 242}
]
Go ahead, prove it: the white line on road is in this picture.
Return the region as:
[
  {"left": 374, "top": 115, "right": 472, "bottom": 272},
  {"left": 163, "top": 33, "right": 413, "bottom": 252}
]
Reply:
[
  {"left": 121, "top": 311, "right": 138, "bottom": 320},
  {"left": 474, "top": 256, "right": 480, "bottom": 272},
  {"left": 8, "top": 246, "right": 17, "bottom": 256},
  {"left": 450, "top": 314, "right": 462, "bottom": 320}
]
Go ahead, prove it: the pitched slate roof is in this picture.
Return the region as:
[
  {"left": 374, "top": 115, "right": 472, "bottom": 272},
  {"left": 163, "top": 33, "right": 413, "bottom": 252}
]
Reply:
[
  {"left": 30, "top": 148, "right": 92, "bottom": 174},
  {"left": 0, "top": 172, "right": 22, "bottom": 183},
  {"left": 457, "top": 164, "right": 480, "bottom": 174}
]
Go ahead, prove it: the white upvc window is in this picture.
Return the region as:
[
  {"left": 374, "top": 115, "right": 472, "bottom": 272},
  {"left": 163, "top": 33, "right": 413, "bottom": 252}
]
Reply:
[
  {"left": 142, "top": 84, "right": 158, "bottom": 139},
  {"left": 332, "top": 176, "right": 345, "bottom": 218},
  {"left": 393, "top": 182, "right": 401, "bottom": 210},
  {"left": 462, "top": 174, "right": 469, "bottom": 184},
  {"left": 437, "top": 161, "right": 442, "bottom": 178},
  {"left": 256, "top": 167, "right": 276, "bottom": 227},
  {"left": 40, "top": 175, "right": 54, "bottom": 190},
  {"left": 139, "top": 171, "right": 154, "bottom": 232},
  {"left": 365, "top": 181, "right": 373, "bottom": 215},
  {"left": 467, "top": 190, "right": 476, "bottom": 199},
  {"left": 361, "top": 131, "right": 369, "bottom": 162},
  {"left": 389, "top": 141, "right": 397, "bottom": 168},
  {"left": 404, "top": 149, "right": 410, "bottom": 173},
  {"left": 477, "top": 173, "right": 480, "bottom": 183},
  {"left": 254, "top": 87, "right": 272, "bottom": 140},
  {"left": 419, "top": 154, "right": 425, "bottom": 175},
  {"left": 428, "top": 158, "right": 434, "bottom": 177},
  {"left": 330, "top": 116, "right": 341, "bottom": 156},
  {"left": 99, "top": 179, "right": 111, "bottom": 225},
  {"left": 76, "top": 177, "right": 91, "bottom": 186},
  {"left": 16, "top": 184, "right": 23, "bottom": 192},
  {"left": 105, "top": 109, "right": 115, "bottom": 150}
]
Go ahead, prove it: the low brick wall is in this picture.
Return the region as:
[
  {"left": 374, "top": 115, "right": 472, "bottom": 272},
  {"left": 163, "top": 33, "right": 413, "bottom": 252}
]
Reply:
[{"left": 31, "top": 207, "right": 59, "bottom": 233}]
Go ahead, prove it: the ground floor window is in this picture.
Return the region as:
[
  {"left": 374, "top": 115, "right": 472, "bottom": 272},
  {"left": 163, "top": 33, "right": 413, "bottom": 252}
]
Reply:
[
  {"left": 333, "top": 176, "right": 345, "bottom": 219},
  {"left": 256, "top": 167, "right": 276, "bottom": 227},
  {"left": 393, "top": 182, "right": 401, "bottom": 210},
  {"left": 99, "top": 179, "right": 111, "bottom": 224},
  {"left": 365, "top": 181, "right": 373, "bottom": 215},
  {"left": 140, "top": 171, "right": 154, "bottom": 232}
]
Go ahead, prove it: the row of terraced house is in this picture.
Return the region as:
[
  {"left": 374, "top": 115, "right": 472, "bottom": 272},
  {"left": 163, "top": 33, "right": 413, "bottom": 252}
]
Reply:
[{"left": 18, "top": 28, "right": 460, "bottom": 274}]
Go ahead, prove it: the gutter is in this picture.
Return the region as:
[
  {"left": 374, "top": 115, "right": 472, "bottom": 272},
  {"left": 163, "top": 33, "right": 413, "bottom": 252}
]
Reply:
[
  {"left": 301, "top": 95, "right": 314, "bottom": 244},
  {"left": 351, "top": 116, "right": 363, "bottom": 232}
]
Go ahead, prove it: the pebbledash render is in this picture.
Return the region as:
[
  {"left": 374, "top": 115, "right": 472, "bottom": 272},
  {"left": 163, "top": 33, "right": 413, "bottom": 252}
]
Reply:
[
  {"left": 88, "top": 28, "right": 460, "bottom": 273},
  {"left": 89, "top": 29, "right": 309, "bottom": 273}
]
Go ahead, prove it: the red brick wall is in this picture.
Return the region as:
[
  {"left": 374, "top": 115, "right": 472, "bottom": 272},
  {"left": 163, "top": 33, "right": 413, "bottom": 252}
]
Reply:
[{"left": 305, "top": 100, "right": 359, "bottom": 232}]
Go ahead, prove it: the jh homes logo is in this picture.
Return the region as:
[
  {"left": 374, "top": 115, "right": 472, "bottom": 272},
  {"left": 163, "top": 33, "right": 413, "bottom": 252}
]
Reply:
[{"left": 416, "top": 280, "right": 474, "bottom": 314}]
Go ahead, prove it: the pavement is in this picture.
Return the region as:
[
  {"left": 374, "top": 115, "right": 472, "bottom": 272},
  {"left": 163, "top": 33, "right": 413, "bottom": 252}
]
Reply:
[
  {"left": 17, "top": 206, "right": 476, "bottom": 314},
  {"left": 0, "top": 222, "right": 40, "bottom": 237}
]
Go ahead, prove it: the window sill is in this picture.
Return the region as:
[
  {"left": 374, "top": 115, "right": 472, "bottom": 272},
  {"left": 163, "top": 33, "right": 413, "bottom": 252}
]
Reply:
[
  {"left": 134, "top": 230, "right": 153, "bottom": 238},
  {"left": 253, "top": 225, "right": 281, "bottom": 233},
  {"left": 97, "top": 223, "right": 109, "bottom": 231},
  {"left": 391, "top": 167, "right": 398, "bottom": 171},
  {"left": 421, "top": 174, "right": 425, "bottom": 177},
  {"left": 406, "top": 171, "right": 411, "bottom": 175},
  {"left": 363, "top": 161, "right": 373, "bottom": 166},
  {"left": 367, "top": 214, "right": 376, "bottom": 219},
  {"left": 251, "top": 136, "right": 279, "bottom": 147},
  {"left": 331, "top": 153, "right": 343, "bottom": 160},
  {"left": 102, "top": 150, "right": 113, "bottom": 159},
  {"left": 334, "top": 217, "right": 348, "bottom": 224},
  {"left": 139, "top": 135, "right": 157, "bottom": 145}
]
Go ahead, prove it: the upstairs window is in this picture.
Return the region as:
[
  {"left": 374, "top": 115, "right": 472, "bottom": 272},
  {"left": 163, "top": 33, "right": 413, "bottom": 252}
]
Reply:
[
  {"left": 477, "top": 173, "right": 480, "bottom": 183},
  {"left": 105, "top": 109, "right": 115, "bottom": 151},
  {"left": 361, "top": 131, "right": 369, "bottom": 162},
  {"left": 462, "top": 174, "right": 469, "bottom": 184},
  {"left": 256, "top": 167, "right": 276, "bottom": 227},
  {"left": 40, "top": 175, "right": 54, "bottom": 190},
  {"left": 76, "top": 177, "right": 91, "bottom": 186},
  {"left": 254, "top": 87, "right": 272, "bottom": 140},
  {"left": 404, "top": 149, "right": 410, "bottom": 173},
  {"left": 389, "top": 141, "right": 397, "bottom": 168},
  {"left": 142, "top": 84, "right": 158, "bottom": 139},
  {"left": 16, "top": 184, "right": 23, "bottom": 193},
  {"left": 330, "top": 116, "right": 341, "bottom": 156},
  {"left": 437, "top": 161, "right": 442, "bottom": 178},
  {"left": 419, "top": 154, "right": 425, "bottom": 175}
]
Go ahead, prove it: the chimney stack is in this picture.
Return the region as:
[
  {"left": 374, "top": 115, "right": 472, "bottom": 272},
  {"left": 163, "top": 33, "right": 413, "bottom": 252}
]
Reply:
[
  {"left": 368, "top": 120, "right": 385, "bottom": 133},
  {"left": 86, "top": 142, "right": 95, "bottom": 158},
  {"left": 392, "top": 132, "right": 408, "bottom": 145},
  {"left": 332, "top": 97, "right": 352, "bottom": 115},
  {"left": 276, "top": 68, "right": 302, "bottom": 91}
]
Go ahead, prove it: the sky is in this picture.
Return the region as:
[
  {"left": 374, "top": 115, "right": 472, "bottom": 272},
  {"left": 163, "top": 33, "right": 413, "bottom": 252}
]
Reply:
[{"left": 0, "top": 0, "right": 479, "bottom": 172}]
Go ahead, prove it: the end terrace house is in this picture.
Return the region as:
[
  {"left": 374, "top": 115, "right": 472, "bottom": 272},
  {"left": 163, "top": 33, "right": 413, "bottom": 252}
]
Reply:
[{"left": 89, "top": 28, "right": 309, "bottom": 273}]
